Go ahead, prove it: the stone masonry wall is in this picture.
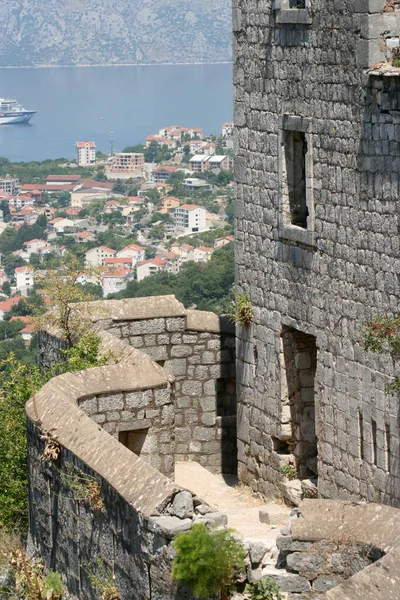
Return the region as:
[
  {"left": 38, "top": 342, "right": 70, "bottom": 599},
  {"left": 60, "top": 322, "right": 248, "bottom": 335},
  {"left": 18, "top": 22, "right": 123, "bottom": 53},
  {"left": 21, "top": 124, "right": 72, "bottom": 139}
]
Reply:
[
  {"left": 78, "top": 384, "right": 175, "bottom": 478},
  {"left": 233, "top": 0, "right": 400, "bottom": 505},
  {"left": 39, "top": 297, "right": 237, "bottom": 475},
  {"left": 90, "top": 300, "right": 237, "bottom": 474}
]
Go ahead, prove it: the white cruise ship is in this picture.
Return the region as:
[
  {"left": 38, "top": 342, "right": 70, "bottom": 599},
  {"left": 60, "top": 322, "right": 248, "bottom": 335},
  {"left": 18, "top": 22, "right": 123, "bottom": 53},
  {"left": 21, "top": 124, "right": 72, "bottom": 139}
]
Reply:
[{"left": 0, "top": 98, "right": 37, "bottom": 124}]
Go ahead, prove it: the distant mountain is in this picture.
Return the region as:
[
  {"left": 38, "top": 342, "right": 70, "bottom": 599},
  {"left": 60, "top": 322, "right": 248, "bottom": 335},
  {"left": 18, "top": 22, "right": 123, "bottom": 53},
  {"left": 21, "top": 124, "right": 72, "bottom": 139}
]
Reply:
[{"left": 0, "top": 0, "right": 232, "bottom": 67}]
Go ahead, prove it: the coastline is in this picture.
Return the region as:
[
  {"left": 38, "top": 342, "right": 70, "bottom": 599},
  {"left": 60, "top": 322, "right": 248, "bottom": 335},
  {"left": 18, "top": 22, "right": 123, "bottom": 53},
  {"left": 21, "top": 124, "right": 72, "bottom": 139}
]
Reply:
[{"left": 0, "top": 60, "right": 233, "bottom": 70}]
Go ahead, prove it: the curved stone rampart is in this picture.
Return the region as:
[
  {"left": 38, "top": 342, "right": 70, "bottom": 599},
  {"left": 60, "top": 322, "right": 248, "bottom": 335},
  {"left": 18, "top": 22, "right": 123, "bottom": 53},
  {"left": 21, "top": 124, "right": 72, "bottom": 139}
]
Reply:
[{"left": 27, "top": 296, "right": 236, "bottom": 599}]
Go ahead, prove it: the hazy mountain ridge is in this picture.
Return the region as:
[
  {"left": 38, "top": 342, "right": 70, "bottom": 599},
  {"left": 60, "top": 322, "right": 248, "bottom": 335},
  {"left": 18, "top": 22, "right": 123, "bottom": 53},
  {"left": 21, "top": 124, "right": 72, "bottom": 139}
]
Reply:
[{"left": 0, "top": 0, "right": 232, "bottom": 67}]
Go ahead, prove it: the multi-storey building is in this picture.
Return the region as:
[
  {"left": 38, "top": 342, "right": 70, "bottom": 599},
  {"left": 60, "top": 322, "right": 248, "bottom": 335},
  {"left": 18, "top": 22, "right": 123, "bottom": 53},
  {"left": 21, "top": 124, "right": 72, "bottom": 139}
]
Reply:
[
  {"left": 106, "top": 153, "right": 145, "bottom": 179},
  {"left": 174, "top": 204, "right": 206, "bottom": 234},
  {"left": 0, "top": 177, "right": 19, "bottom": 195},
  {"left": 75, "top": 141, "right": 96, "bottom": 166}
]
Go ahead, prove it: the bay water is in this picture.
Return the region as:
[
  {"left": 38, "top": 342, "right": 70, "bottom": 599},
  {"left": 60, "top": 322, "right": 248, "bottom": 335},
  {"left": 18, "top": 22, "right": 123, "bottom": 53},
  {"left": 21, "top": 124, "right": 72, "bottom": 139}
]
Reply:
[{"left": 0, "top": 63, "right": 233, "bottom": 162}]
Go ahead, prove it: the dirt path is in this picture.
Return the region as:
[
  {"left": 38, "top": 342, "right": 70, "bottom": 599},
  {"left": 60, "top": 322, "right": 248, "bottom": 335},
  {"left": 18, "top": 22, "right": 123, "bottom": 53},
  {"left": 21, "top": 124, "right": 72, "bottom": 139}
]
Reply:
[{"left": 175, "top": 461, "right": 289, "bottom": 541}]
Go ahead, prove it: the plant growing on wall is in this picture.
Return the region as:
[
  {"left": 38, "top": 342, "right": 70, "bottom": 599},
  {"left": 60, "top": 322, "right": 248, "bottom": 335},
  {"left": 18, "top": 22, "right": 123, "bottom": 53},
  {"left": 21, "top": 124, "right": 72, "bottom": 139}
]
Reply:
[
  {"left": 228, "top": 291, "right": 253, "bottom": 327},
  {"left": 0, "top": 333, "right": 108, "bottom": 531},
  {"left": 363, "top": 316, "right": 400, "bottom": 393},
  {"left": 245, "top": 577, "right": 283, "bottom": 600},
  {"left": 171, "top": 523, "right": 246, "bottom": 600},
  {"left": 280, "top": 464, "right": 297, "bottom": 480},
  {"left": 60, "top": 466, "right": 104, "bottom": 512},
  {"left": 85, "top": 557, "right": 120, "bottom": 600},
  {"left": 0, "top": 543, "right": 64, "bottom": 600}
]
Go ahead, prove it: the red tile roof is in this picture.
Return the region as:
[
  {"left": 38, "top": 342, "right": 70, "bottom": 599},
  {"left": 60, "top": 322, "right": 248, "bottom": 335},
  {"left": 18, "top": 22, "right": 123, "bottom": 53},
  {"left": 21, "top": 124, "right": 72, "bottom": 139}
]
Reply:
[
  {"left": 0, "top": 296, "right": 22, "bottom": 312},
  {"left": 179, "top": 204, "right": 199, "bottom": 211}
]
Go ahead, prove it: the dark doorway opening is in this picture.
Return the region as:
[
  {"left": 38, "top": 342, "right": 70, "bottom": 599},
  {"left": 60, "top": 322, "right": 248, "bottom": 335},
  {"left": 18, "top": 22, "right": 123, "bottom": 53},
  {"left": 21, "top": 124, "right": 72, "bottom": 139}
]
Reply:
[{"left": 281, "top": 326, "right": 318, "bottom": 480}]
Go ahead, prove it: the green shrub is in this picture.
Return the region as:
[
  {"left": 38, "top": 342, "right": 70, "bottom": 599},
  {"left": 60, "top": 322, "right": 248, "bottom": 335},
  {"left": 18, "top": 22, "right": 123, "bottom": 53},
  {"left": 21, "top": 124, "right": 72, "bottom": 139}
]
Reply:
[
  {"left": 245, "top": 577, "right": 283, "bottom": 600},
  {"left": 280, "top": 464, "right": 297, "bottom": 480},
  {"left": 43, "top": 571, "right": 64, "bottom": 599},
  {"left": 228, "top": 291, "right": 252, "bottom": 327},
  {"left": 171, "top": 523, "right": 246, "bottom": 600}
]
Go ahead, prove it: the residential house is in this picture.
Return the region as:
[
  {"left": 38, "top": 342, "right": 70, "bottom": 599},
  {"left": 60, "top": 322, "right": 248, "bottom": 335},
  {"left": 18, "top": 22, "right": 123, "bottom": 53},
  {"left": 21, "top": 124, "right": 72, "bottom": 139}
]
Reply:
[
  {"left": 76, "top": 231, "right": 96, "bottom": 244},
  {"left": 163, "top": 253, "right": 182, "bottom": 275},
  {"left": 189, "top": 155, "right": 211, "bottom": 173},
  {"left": 104, "top": 200, "right": 123, "bottom": 213},
  {"left": 85, "top": 246, "right": 116, "bottom": 267},
  {"left": 152, "top": 166, "right": 177, "bottom": 184},
  {"left": 10, "top": 316, "right": 34, "bottom": 346},
  {"left": 146, "top": 135, "right": 177, "bottom": 150},
  {"left": 193, "top": 246, "right": 213, "bottom": 263},
  {"left": 207, "top": 155, "right": 233, "bottom": 171},
  {"left": 48, "top": 218, "right": 75, "bottom": 234},
  {"left": 136, "top": 257, "right": 167, "bottom": 281},
  {"left": 214, "top": 235, "right": 234, "bottom": 249},
  {"left": 159, "top": 196, "right": 180, "bottom": 214},
  {"left": 104, "top": 257, "right": 133, "bottom": 270},
  {"left": 174, "top": 204, "right": 207, "bottom": 234},
  {"left": 182, "top": 178, "right": 211, "bottom": 192},
  {"left": 116, "top": 243, "right": 145, "bottom": 265},
  {"left": 179, "top": 244, "right": 195, "bottom": 261},
  {"left": 221, "top": 122, "right": 234, "bottom": 137},
  {"left": 0, "top": 296, "right": 22, "bottom": 320},
  {"left": 15, "top": 266, "right": 35, "bottom": 296},
  {"left": 102, "top": 268, "right": 134, "bottom": 297},
  {"left": 23, "top": 239, "right": 48, "bottom": 256}
]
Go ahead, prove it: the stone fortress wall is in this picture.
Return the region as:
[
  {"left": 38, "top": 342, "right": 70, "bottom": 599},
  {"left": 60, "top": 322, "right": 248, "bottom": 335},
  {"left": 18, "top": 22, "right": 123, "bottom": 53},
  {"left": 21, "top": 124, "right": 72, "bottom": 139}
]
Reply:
[
  {"left": 233, "top": 0, "right": 400, "bottom": 505},
  {"left": 29, "top": 296, "right": 236, "bottom": 600},
  {"left": 27, "top": 296, "right": 400, "bottom": 600}
]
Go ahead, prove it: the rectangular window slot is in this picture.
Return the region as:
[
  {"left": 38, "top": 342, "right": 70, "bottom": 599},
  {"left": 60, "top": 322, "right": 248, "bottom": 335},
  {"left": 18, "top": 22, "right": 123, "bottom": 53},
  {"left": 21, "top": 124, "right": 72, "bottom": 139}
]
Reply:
[
  {"left": 358, "top": 412, "right": 364, "bottom": 460},
  {"left": 371, "top": 419, "right": 377, "bottom": 466},
  {"left": 385, "top": 423, "right": 391, "bottom": 473},
  {"left": 282, "top": 130, "right": 308, "bottom": 229}
]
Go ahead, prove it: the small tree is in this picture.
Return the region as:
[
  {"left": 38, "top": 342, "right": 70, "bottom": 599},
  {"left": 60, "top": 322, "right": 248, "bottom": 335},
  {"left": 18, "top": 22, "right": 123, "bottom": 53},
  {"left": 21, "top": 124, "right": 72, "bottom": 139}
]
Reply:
[
  {"left": 35, "top": 254, "right": 97, "bottom": 347},
  {"left": 171, "top": 523, "right": 246, "bottom": 600}
]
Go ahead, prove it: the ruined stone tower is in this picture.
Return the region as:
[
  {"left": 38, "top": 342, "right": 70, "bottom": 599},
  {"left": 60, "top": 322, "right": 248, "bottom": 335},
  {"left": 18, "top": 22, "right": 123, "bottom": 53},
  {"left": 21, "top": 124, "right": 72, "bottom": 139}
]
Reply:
[{"left": 233, "top": 0, "right": 400, "bottom": 505}]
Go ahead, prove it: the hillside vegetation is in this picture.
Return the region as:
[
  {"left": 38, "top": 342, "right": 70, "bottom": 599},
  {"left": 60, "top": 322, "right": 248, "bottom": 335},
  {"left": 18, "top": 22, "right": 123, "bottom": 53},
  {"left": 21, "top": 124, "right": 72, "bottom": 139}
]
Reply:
[{"left": 0, "top": 0, "right": 232, "bottom": 67}]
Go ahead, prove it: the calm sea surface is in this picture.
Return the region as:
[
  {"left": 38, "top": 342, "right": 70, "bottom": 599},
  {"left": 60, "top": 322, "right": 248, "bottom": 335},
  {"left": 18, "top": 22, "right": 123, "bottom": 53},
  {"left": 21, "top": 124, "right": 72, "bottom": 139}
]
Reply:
[{"left": 0, "top": 64, "right": 233, "bottom": 163}]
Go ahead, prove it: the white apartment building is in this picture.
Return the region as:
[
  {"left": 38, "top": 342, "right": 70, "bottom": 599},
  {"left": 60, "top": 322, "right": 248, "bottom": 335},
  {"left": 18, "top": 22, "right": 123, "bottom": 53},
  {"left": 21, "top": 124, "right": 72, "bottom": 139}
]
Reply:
[
  {"left": 76, "top": 141, "right": 96, "bottom": 166},
  {"left": 136, "top": 258, "right": 167, "bottom": 282},
  {"left": 102, "top": 268, "right": 133, "bottom": 297},
  {"left": 174, "top": 204, "right": 206, "bottom": 234},
  {"left": 116, "top": 243, "right": 145, "bottom": 266},
  {"left": 85, "top": 246, "right": 116, "bottom": 267},
  {"left": 15, "top": 266, "right": 34, "bottom": 296},
  {"left": 221, "top": 122, "right": 234, "bottom": 137}
]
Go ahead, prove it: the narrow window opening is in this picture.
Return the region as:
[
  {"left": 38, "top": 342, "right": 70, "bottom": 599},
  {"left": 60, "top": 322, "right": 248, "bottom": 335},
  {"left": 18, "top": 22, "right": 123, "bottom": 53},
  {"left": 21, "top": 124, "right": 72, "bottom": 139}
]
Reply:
[
  {"left": 371, "top": 419, "right": 377, "bottom": 466},
  {"left": 119, "top": 428, "right": 149, "bottom": 456},
  {"left": 385, "top": 423, "right": 391, "bottom": 472},
  {"left": 289, "top": 0, "right": 305, "bottom": 6},
  {"left": 358, "top": 412, "right": 364, "bottom": 460},
  {"left": 282, "top": 130, "right": 308, "bottom": 229}
]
